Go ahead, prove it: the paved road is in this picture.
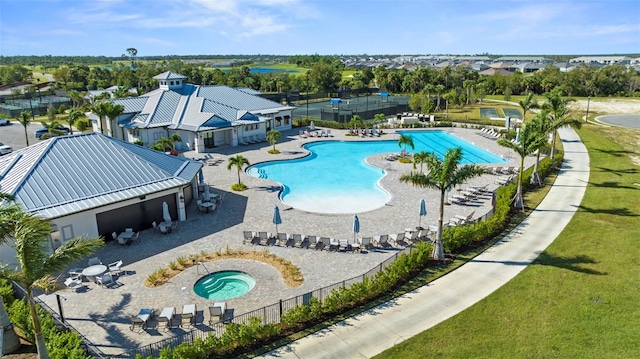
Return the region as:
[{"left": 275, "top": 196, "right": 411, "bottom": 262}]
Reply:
[
  {"left": 260, "top": 127, "right": 589, "bottom": 358},
  {"left": 0, "top": 121, "right": 48, "bottom": 151}
]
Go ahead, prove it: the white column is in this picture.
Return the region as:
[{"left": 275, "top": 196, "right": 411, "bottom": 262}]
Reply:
[{"left": 177, "top": 192, "right": 186, "bottom": 221}]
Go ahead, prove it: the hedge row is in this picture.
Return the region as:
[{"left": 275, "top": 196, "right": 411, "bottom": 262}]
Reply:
[{"left": 0, "top": 279, "right": 92, "bottom": 359}]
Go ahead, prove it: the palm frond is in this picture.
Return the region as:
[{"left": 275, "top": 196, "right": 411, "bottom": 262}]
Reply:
[{"left": 42, "top": 236, "right": 104, "bottom": 274}]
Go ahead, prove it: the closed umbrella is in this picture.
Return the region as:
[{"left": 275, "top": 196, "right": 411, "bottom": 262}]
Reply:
[
  {"left": 515, "top": 127, "right": 521, "bottom": 144},
  {"left": 418, "top": 198, "right": 427, "bottom": 229},
  {"left": 203, "top": 185, "right": 211, "bottom": 202},
  {"left": 198, "top": 169, "right": 204, "bottom": 184},
  {"left": 273, "top": 205, "right": 282, "bottom": 233},
  {"left": 353, "top": 214, "right": 360, "bottom": 243},
  {"left": 162, "top": 202, "right": 172, "bottom": 223},
  {"left": 309, "top": 121, "right": 316, "bottom": 131}
]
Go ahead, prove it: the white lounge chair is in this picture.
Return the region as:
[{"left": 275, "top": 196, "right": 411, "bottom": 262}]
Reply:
[
  {"left": 258, "top": 231, "right": 269, "bottom": 245},
  {"left": 277, "top": 233, "right": 288, "bottom": 246},
  {"left": 208, "top": 302, "right": 226, "bottom": 324},
  {"left": 108, "top": 260, "right": 123, "bottom": 275},
  {"left": 359, "top": 237, "right": 373, "bottom": 251},
  {"left": 307, "top": 235, "right": 318, "bottom": 249},
  {"left": 389, "top": 232, "right": 406, "bottom": 246},
  {"left": 373, "top": 234, "right": 392, "bottom": 249},
  {"left": 243, "top": 231, "right": 255, "bottom": 244}
]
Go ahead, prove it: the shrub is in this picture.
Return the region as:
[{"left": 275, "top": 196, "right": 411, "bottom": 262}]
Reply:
[{"left": 75, "top": 118, "right": 90, "bottom": 131}]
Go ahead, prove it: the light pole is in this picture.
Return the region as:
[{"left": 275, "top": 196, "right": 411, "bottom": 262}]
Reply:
[
  {"left": 585, "top": 95, "right": 591, "bottom": 123},
  {"left": 305, "top": 71, "right": 309, "bottom": 120}
]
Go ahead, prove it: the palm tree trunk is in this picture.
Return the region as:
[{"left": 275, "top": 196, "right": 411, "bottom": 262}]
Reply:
[
  {"left": 531, "top": 150, "right": 542, "bottom": 186},
  {"left": 550, "top": 129, "right": 558, "bottom": 158},
  {"left": 513, "top": 156, "right": 525, "bottom": 211},
  {"left": 28, "top": 294, "right": 50, "bottom": 359},
  {"left": 1, "top": 298, "right": 21, "bottom": 355},
  {"left": 237, "top": 169, "right": 241, "bottom": 186},
  {"left": 23, "top": 128, "right": 30, "bottom": 147},
  {"left": 434, "top": 190, "right": 446, "bottom": 263}
]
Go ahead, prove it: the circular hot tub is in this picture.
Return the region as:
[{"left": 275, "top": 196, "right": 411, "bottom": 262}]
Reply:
[{"left": 193, "top": 271, "right": 256, "bottom": 301}]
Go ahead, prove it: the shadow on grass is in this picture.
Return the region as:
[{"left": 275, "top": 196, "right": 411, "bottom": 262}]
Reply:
[
  {"left": 594, "top": 167, "right": 639, "bottom": 176},
  {"left": 588, "top": 181, "right": 639, "bottom": 190},
  {"left": 593, "top": 148, "right": 635, "bottom": 157},
  {"left": 577, "top": 205, "right": 639, "bottom": 217},
  {"left": 470, "top": 253, "right": 605, "bottom": 275}
]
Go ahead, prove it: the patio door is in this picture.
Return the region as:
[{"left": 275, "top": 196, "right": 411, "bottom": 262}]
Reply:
[{"left": 203, "top": 132, "right": 215, "bottom": 148}]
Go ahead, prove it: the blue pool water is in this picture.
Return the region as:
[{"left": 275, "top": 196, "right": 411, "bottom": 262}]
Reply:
[
  {"left": 247, "top": 131, "right": 506, "bottom": 214},
  {"left": 193, "top": 271, "right": 256, "bottom": 301}
]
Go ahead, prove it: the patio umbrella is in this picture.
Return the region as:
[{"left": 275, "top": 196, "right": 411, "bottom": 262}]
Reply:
[
  {"left": 198, "top": 169, "right": 204, "bottom": 184},
  {"left": 309, "top": 121, "right": 316, "bottom": 131},
  {"left": 273, "top": 205, "right": 282, "bottom": 233},
  {"left": 353, "top": 214, "right": 360, "bottom": 243},
  {"left": 515, "top": 127, "right": 521, "bottom": 144},
  {"left": 162, "top": 202, "right": 172, "bottom": 223},
  {"left": 203, "top": 185, "right": 211, "bottom": 202},
  {"left": 418, "top": 198, "right": 427, "bottom": 229}
]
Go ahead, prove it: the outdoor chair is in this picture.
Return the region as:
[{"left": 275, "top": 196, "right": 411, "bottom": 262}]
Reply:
[
  {"left": 389, "top": 232, "right": 405, "bottom": 246},
  {"left": 276, "top": 233, "right": 288, "bottom": 246},
  {"left": 108, "top": 260, "right": 123, "bottom": 275},
  {"left": 181, "top": 304, "right": 196, "bottom": 328},
  {"left": 88, "top": 257, "right": 102, "bottom": 266},
  {"left": 208, "top": 302, "right": 226, "bottom": 325},
  {"left": 132, "top": 231, "right": 141, "bottom": 245},
  {"left": 129, "top": 316, "right": 146, "bottom": 333},
  {"left": 64, "top": 277, "right": 83, "bottom": 291},
  {"left": 243, "top": 231, "right": 255, "bottom": 244},
  {"left": 152, "top": 221, "right": 159, "bottom": 233},
  {"left": 306, "top": 235, "right": 318, "bottom": 249},
  {"left": 359, "top": 237, "right": 373, "bottom": 251},
  {"left": 96, "top": 272, "right": 115, "bottom": 288}
]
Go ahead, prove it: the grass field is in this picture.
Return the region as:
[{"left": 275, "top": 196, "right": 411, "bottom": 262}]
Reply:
[{"left": 376, "top": 124, "right": 640, "bottom": 358}]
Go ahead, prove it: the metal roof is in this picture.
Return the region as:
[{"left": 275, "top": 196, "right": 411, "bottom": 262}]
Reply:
[
  {"left": 0, "top": 133, "right": 202, "bottom": 219},
  {"left": 112, "top": 96, "right": 148, "bottom": 113},
  {"left": 153, "top": 71, "right": 187, "bottom": 80}
]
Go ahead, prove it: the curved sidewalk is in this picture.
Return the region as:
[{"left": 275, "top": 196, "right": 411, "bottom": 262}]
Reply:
[{"left": 261, "top": 127, "right": 590, "bottom": 358}]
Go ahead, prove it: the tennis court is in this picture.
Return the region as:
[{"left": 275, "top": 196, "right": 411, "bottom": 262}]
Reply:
[
  {"left": 479, "top": 108, "right": 500, "bottom": 118},
  {"left": 293, "top": 94, "right": 410, "bottom": 122},
  {"left": 502, "top": 108, "right": 522, "bottom": 119}
]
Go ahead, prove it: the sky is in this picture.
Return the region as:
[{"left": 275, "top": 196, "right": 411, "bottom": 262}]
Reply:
[{"left": 1, "top": 0, "right": 639, "bottom": 57}]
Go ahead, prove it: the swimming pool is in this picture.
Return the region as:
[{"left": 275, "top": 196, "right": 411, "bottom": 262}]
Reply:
[{"left": 247, "top": 131, "right": 506, "bottom": 214}]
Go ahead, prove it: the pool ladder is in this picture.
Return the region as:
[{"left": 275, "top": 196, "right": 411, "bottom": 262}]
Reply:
[{"left": 197, "top": 261, "right": 210, "bottom": 275}]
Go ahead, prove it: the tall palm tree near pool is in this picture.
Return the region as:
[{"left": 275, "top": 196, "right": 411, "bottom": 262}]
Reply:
[
  {"left": 266, "top": 130, "right": 282, "bottom": 153},
  {"left": 518, "top": 92, "right": 538, "bottom": 123},
  {"left": 529, "top": 111, "right": 553, "bottom": 186},
  {"left": 16, "top": 110, "right": 32, "bottom": 146},
  {"left": 0, "top": 202, "right": 103, "bottom": 359},
  {"left": 400, "top": 148, "right": 485, "bottom": 262},
  {"left": 413, "top": 150, "right": 430, "bottom": 172},
  {"left": 227, "top": 155, "right": 250, "bottom": 189},
  {"left": 497, "top": 122, "right": 547, "bottom": 211},
  {"left": 543, "top": 89, "right": 582, "bottom": 158},
  {"left": 398, "top": 134, "right": 414, "bottom": 159}
]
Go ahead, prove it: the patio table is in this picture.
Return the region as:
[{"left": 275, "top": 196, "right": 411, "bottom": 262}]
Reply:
[{"left": 82, "top": 265, "right": 107, "bottom": 283}]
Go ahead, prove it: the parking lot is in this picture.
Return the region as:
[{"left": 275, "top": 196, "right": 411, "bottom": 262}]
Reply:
[{"left": 0, "top": 119, "right": 57, "bottom": 152}]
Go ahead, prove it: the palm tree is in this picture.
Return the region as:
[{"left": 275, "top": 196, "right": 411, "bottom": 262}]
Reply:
[
  {"left": 0, "top": 206, "right": 103, "bottom": 359},
  {"left": 412, "top": 151, "right": 430, "bottom": 172},
  {"left": 397, "top": 134, "right": 414, "bottom": 159},
  {"left": 543, "top": 90, "right": 582, "bottom": 158},
  {"left": 66, "top": 108, "right": 83, "bottom": 135},
  {"left": 38, "top": 119, "right": 66, "bottom": 139},
  {"left": 0, "top": 194, "right": 21, "bottom": 355},
  {"left": 91, "top": 101, "right": 124, "bottom": 136},
  {"left": 227, "top": 155, "right": 250, "bottom": 188},
  {"left": 91, "top": 101, "right": 109, "bottom": 134},
  {"left": 103, "top": 102, "right": 125, "bottom": 137},
  {"left": 529, "top": 111, "right": 553, "bottom": 186},
  {"left": 400, "top": 148, "right": 485, "bottom": 262},
  {"left": 434, "top": 84, "right": 445, "bottom": 111},
  {"left": 518, "top": 92, "right": 538, "bottom": 123},
  {"left": 266, "top": 130, "right": 282, "bottom": 153},
  {"left": 151, "top": 134, "right": 182, "bottom": 155},
  {"left": 16, "top": 110, "right": 32, "bottom": 146},
  {"left": 497, "top": 122, "right": 547, "bottom": 211}
]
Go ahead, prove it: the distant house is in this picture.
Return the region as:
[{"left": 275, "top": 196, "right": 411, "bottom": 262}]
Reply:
[
  {"left": 569, "top": 56, "right": 633, "bottom": 65},
  {"left": 87, "top": 71, "right": 294, "bottom": 153},
  {"left": 0, "top": 133, "right": 202, "bottom": 265}
]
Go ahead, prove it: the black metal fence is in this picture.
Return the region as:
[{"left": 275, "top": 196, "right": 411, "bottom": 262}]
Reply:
[
  {"left": 12, "top": 283, "right": 108, "bottom": 359},
  {"left": 120, "top": 245, "right": 415, "bottom": 358}
]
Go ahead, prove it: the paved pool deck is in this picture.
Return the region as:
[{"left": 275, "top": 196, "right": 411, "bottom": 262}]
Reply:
[
  {"left": 259, "top": 127, "right": 589, "bottom": 358},
  {"left": 38, "top": 126, "right": 537, "bottom": 357}
]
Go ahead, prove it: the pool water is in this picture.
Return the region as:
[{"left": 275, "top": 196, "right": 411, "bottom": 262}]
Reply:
[
  {"left": 247, "top": 131, "right": 506, "bottom": 214},
  {"left": 193, "top": 271, "right": 256, "bottom": 301}
]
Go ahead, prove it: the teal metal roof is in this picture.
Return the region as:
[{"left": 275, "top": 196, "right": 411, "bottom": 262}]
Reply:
[{"left": 0, "top": 133, "right": 202, "bottom": 219}]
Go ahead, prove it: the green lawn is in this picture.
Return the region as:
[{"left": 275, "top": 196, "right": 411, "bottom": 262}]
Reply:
[{"left": 376, "top": 124, "right": 640, "bottom": 358}]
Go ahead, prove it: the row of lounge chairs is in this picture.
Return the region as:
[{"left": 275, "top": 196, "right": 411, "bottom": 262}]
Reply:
[
  {"left": 129, "top": 303, "right": 226, "bottom": 333},
  {"left": 243, "top": 231, "right": 370, "bottom": 252},
  {"left": 239, "top": 135, "right": 264, "bottom": 145},
  {"left": 477, "top": 128, "right": 501, "bottom": 139},
  {"left": 448, "top": 211, "right": 476, "bottom": 226},
  {"left": 449, "top": 185, "right": 491, "bottom": 205},
  {"left": 300, "top": 129, "right": 332, "bottom": 138},
  {"left": 348, "top": 128, "right": 381, "bottom": 137},
  {"left": 490, "top": 166, "right": 518, "bottom": 175}
]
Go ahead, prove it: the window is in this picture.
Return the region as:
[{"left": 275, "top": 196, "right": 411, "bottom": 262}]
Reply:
[
  {"left": 284, "top": 115, "right": 290, "bottom": 125},
  {"left": 275, "top": 117, "right": 282, "bottom": 127},
  {"left": 61, "top": 225, "right": 74, "bottom": 241},
  {"left": 170, "top": 81, "right": 174, "bottom": 86}
]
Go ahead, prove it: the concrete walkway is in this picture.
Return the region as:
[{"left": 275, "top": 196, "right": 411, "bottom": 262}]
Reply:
[{"left": 260, "top": 127, "right": 590, "bottom": 358}]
